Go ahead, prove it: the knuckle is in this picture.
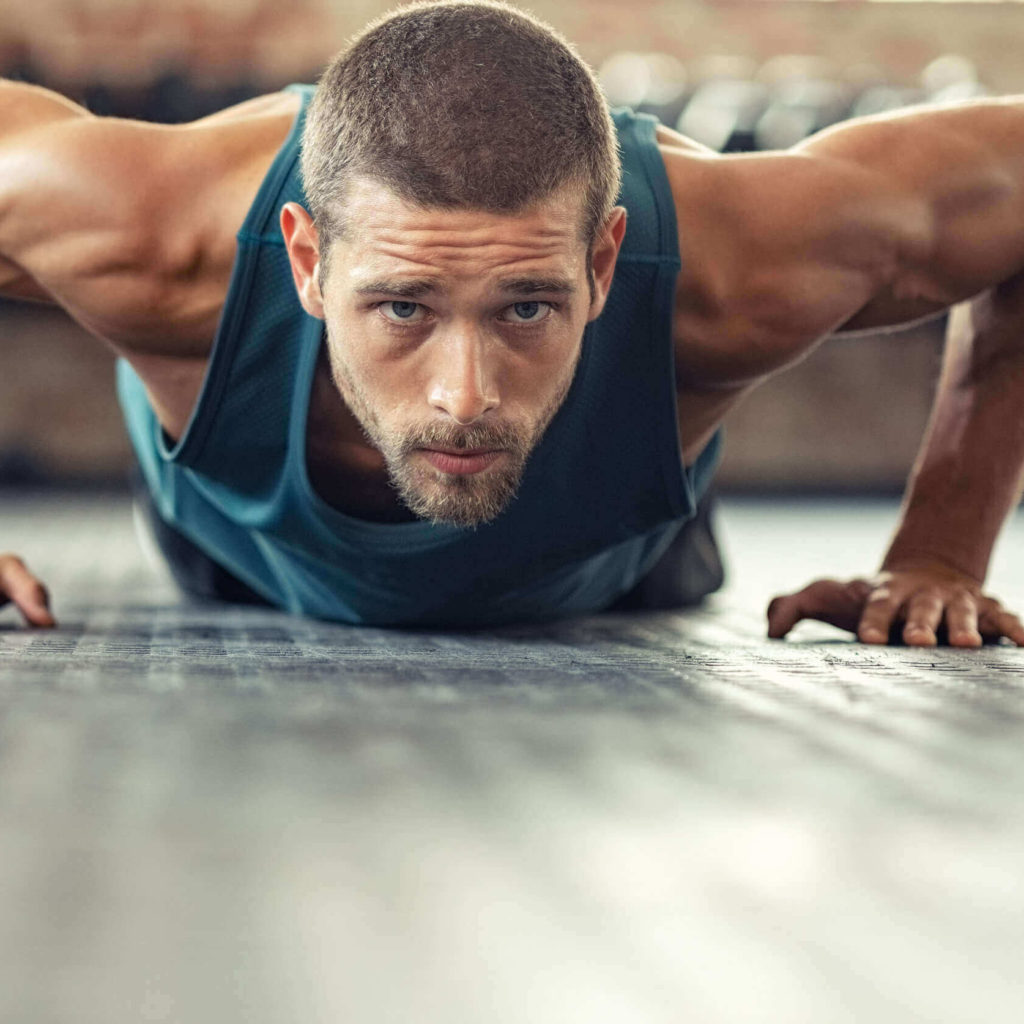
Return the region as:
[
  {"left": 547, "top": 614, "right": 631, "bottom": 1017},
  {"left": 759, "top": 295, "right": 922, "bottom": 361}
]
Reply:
[{"left": 865, "top": 589, "right": 896, "bottom": 610}]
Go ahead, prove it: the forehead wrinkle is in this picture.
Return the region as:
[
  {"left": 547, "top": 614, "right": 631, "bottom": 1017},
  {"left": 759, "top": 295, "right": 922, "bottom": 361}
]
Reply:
[
  {"left": 373, "top": 220, "right": 572, "bottom": 252},
  {"left": 372, "top": 216, "right": 573, "bottom": 242},
  {"left": 355, "top": 203, "right": 577, "bottom": 251},
  {"left": 371, "top": 240, "right": 571, "bottom": 271},
  {"left": 338, "top": 189, "right": 587, "bottom": 286}
]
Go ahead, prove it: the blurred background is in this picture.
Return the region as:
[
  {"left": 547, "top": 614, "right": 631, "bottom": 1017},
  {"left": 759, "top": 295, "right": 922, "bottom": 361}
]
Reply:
[{"left": 1, "top": 0, "right": 1022, "bottom": 493}]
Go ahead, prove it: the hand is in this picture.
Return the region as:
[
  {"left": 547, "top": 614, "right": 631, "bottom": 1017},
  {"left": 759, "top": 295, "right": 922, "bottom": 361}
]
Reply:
[
  {"left": 766, "top": 566, "right": 1024, "bottom": 647},
  {"left": 0, "top": 553, "right": 56, "bottom": 627}
]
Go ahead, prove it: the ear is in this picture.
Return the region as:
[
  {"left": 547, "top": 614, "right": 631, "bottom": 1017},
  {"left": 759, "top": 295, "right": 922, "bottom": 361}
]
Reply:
[
  {"left": 280, "top": 202, "right": 325, "bottom": 319},
  {"left": 587, "top": 206, "right": 628, "bottom": 322}
]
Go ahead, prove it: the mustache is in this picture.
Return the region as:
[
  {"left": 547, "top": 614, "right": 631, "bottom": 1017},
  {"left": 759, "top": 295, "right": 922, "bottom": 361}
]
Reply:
[{"left": 396, "top": 420, "right": 531, "bottom": 456}]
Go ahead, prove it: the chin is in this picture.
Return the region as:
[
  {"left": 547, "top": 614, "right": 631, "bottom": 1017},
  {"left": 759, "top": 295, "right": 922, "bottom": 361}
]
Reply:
[{"left": 400, "top": 471, "right": 521, "bottom": 529}]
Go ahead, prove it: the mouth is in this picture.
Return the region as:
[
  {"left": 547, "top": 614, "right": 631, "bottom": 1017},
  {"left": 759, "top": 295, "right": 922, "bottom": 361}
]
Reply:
[{"left": 418, "top": 448, "right": 505, "bottom": 476}]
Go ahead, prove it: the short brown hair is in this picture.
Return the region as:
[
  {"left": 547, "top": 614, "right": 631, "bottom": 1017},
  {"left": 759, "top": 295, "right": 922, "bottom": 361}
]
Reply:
[{"left": 301, "top": 0, "right": 621, "bottom": 261}]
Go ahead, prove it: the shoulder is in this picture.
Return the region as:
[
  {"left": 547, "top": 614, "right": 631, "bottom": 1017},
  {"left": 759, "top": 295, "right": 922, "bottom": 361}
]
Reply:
[
  {"left": 0, "top": 91, "right": 303, "bottom": 355},
  {"left": 655, "top": 122, "right": 902, "bottom": 281},
  {"left": 654, "top": 123, "right": 907, "bottom": 385}
]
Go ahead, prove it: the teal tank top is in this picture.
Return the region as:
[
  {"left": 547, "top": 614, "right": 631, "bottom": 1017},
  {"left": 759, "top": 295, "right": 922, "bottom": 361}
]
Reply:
[{"left": 117, "top": 85, "right": 721, "bottom": 627}]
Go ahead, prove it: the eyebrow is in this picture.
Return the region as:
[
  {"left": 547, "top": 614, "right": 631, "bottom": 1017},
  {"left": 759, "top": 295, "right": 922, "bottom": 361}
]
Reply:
[
  {"left": 498, "top": 277, "right": 577, "bottom": 296},
  {"left": 353, "top": 276, "right": 578, "bottom": 298},
  {"left": 354, "top": 278, "right": 438, "bottom": 299}
]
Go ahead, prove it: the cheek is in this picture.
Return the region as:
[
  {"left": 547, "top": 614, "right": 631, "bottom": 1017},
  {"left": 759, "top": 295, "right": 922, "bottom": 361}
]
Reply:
[
  {"left": 327, "top": 321, "right": 423, "bottom": 428},
  {"left": 536, "top": 328, "right": 584, "bottom": 378},
  {"left": 506, "top": 336, "right": 582, "bottom": 414},
  {"left": 328, "top": 315, "right": 383, "bottom": 386}
]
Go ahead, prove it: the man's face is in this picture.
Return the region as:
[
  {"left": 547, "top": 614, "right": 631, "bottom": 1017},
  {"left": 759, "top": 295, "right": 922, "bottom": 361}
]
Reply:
[{"left": 313, "top": 179, "right": 609, "bottom": 528}]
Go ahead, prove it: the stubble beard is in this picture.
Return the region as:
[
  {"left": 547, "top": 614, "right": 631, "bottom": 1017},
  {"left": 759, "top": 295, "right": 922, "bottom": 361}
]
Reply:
[{"left": 329, "top": 344, "right": 581, "bottom": 528}]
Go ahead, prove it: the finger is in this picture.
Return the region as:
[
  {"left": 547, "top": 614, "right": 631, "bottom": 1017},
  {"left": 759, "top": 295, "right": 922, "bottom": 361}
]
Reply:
[
  {"left": 998, "top": 611, "right": 1024, "bottom": 647},
  {"left": 979, "top": 607, "right": 1024, "bottom": 647},
  {"left": 998, "top": 612, "right": 1024, "bottom": 647},
  {"left": 767, "top": 581, "right": 840, "bottom": 639},
  {"left": 857, "top": 584, "right": 905, "bottom": 645},
  {"left": 767, "top": 593, "right": 803, "bottom": 639},
  {"left": 767, "top": 579, "right": 872, "bottom": 639},
  {"left": 902, "top": 589, "right": 944, "bottom": 647},
  {"left": 0, "top": 556, "right": 56, "bottom": 628},
  {"left": 944, "top": 593, "right": 982, "bottom": 648}
]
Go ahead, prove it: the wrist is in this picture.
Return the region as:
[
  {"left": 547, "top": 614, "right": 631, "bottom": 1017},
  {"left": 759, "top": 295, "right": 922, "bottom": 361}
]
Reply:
[{"left": 880, "top": 544, "right": 986, "bottom": 586}]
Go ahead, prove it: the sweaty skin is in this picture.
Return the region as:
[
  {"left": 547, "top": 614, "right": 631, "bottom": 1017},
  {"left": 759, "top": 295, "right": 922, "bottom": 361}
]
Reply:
[{"left": 0, "top": 78, "right": 1023, "bottom": 646}]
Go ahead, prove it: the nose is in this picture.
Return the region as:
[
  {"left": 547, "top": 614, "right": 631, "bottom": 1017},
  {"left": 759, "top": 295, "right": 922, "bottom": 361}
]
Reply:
[{"left": 428, "top": 330, "right": 500, "bottom": 425}]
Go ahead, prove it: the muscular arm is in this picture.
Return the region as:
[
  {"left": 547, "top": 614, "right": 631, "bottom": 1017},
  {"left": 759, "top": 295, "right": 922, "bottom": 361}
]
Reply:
[
  {"left": 791, "top": 101, "right": 1024, "bottom": 645},
  {"left": 666, "top": 101, "right": 1019, "bottom": 462},
  {"left": 0, "top": 82, "right": 93, "bottom": 302},
  {"left": 0, "top": 103, "right": 216, "bottom": 352},
  {"left": 0, "top": 83, "right": 91, "bottom": 625},
  {"left": 766, "top": 284, "right": 1024, "bottom": 647},
  {"left": 0, "top": 79, "right": 293, "bottom": 355},
  {"left": 0, "top": 81, "right": 142, "bottom": 626},
  {"left": 885, "top": 278, "right": 1024, "bottom": 587},
  {"left": 672, "top": 98, "right": 1024, "bottom": 384},
  {"left": 666, "top": 97, "right": 1024, "bottom": 643},
  {"left": 0, "top": 82, "right": 193, "bottom": 344},
  {"left": 806, "top": 99, "right": 1024, "bottom": 329},
  {"left": 0, "top": 80, "right": 297, "bottom": 627},
  {"left": 836, "top": 276, "right": 1024, "bottom": 646}
]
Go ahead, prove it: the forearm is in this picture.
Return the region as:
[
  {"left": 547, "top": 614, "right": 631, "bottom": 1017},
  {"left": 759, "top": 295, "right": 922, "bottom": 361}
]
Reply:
[{"left": 884, "top": 277, "right": 1024, "bottom": 581}]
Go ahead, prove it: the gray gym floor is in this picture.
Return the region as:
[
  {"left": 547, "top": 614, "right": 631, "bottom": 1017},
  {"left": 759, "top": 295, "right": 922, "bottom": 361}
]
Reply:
[{"left": 2, "top": 492, "right": 1023, "bottom": 1024}]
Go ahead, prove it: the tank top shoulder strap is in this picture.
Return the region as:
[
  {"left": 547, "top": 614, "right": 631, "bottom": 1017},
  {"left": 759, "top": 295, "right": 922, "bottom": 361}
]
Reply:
[
  {"left": 166, "top": 85, "right": 316, "bottom": 496},
  {"left": 610, "top": 107, "right": 681, "bottom": 267}
]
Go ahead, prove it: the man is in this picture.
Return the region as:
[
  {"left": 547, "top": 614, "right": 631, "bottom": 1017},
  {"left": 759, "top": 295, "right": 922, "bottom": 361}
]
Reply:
[{"left": 1, "top": 0, "right": 1023, "bottom": 645}]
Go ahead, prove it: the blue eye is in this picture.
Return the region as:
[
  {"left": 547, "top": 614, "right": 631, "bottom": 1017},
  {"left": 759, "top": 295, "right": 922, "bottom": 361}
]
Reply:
[
  {"left": 381, "top": 301, "right": 424, "bottom": 323},
  {"left": 504, "top": 301, "right": 551, "bottom": 324}
]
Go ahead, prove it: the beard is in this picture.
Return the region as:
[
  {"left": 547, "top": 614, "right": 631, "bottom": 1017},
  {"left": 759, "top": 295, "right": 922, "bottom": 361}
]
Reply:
[{"left": 328, "top": 343, "right": 580, "bottom": 528}]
